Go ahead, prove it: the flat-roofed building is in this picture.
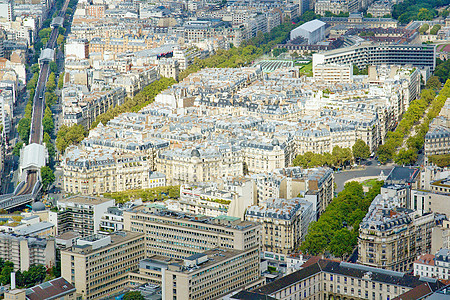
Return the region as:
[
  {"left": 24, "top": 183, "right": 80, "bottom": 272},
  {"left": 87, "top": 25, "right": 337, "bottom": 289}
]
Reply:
[
  {"left": 129, "top": 248, "right": 262, "bottom": 300},
  {"left": 123, "top": 204, "right": 261, "bottom": 259},
  {"left": 57, "top": 195, "right": 114, "bottom": 236},
  {"left": 61, "top": 232, "right": 145, "bottom": 300}
]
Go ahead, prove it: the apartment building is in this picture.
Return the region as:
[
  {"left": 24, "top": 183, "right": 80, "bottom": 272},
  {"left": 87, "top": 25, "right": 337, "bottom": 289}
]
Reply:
[
  {"left": 414, "top": 249, "right": 450, "bottom": 280},
  {"left": 432, "top": 220, "right": 450, "bottom": 254},
  {"left": 62, "top": 87, "right": 126, "bottom": 129},
  {"left": 358, "top": 194, "right": 435, "bottom": 272},
  {"left": 410, "top": 184, "right": 450, "bottom": 216},
  {"left": 245, "top": 197, "right": 314, "bottom": 261},
  {"left": 57, "top": 196, "right": 114, "bottom": 236},
  {"left": 0, "top": 233, "right": 55, "bottom": 272},
  {"left": 313, "top": 44, "right": 436, "bottom": 70},
  {"left": 367, "top": 1, "right": 393, "bottom": 17},
  {"left": 168, "top": 181, "right": 255, "bottom": 219},
  {"left": 313, "top": 64, "right": 353, "bottom": 83},
  {"left": 251, "top": 258, "right": 442, "bottom": 300},
  {"left": 61, "top": 232, "right": 145, "bottom": 300},
  {"left": 123, "top": 204, "right": 261, "bottom": 259},
  {"left": 156, "top": 146, "right": 243, "bottom": 185},
  {"left": 129, "top": 248, "right": 262, "bottom": 300},
  {"left": 62, "top": 147, "right": 165, "bottom": 195},
  {"left": 99, "top": 207, "right": 124, "bottom": 234}
]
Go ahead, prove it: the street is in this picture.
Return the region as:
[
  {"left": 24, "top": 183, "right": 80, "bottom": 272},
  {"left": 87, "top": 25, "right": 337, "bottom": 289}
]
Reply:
[{"left": 334, "top": 162, "right": 394, "bottom": 192}]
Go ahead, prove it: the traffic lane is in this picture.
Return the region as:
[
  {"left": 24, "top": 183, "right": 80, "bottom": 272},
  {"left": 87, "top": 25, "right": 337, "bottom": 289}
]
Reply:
[{"left": 334, "top": 165, "right": 394, "bottom": 192}]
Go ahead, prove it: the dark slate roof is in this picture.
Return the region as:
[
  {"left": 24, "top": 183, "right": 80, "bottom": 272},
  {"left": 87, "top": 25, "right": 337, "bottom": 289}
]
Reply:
[
  {"left": 231, "top": 291, "right": 277, "bottom": 300},
  {"left": 393, "top": 282, "right": 446, "bottom": 300},
  {"left": 386, "top": 167, "right": 420, "bottom": 184},
  {"left": 26, "top": 277, "right": 76, "bottom": 300},
  {"left": 253, "top": 259, "right": 431, "bottom": 296},
  {"left": 253, "top": 261, "right": 322, "bottom": 295}
]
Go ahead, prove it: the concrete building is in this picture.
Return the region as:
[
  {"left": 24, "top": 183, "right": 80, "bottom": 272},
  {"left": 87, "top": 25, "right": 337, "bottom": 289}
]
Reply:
[
  {"left": 168, "top": 181, "right": 256, "bottom": 219},
  {"left": 358, "top": 194, "right": 435, "bottom": 272},
  {"left": 129, "top": 248, "right": 262, "bottom": 300},
  {"left": 123, "top": 203, "right": 261, "bottom": 259},
  {"left": 0, "top": 233, "right": 55, "bottom": 272},
  {"left": 61, "top": 232, "right": 145, "bottom": 300},
  {"left": 290, "top": 20, "right": 326, "bottom": 44},
  {"left": 99, "top": 206, "right": 124, "bottom": 234},
  {"left": 57, "top": 195, "right": 115, "bottom": 236},
  {"left": 313, "top": 63, "right": 353, "bottom": 83},
  {"left": 251, "top": 258, "right": 442, "bottom": 300},
  {"left": 245, "top": 197, "right": 314, "bottom": 261},
  {"left": 64, "top": 39, "right": 89, "bottom": 59},
  {"left": 0, "top": 0, "right": 14, "bottom": 21},
  {"left": 313, "top": 44, "right": 436, "bottom": 70}
]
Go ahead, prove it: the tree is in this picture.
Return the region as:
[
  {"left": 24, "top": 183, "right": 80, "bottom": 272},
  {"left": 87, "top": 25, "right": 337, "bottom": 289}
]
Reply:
[
  {"left": 425, "top": 76, "right": 441, "bottom": 90},
  {"left": 328, "top": 229, "right": 355, "bottom": 258},
  {"left": 377, "top": 144, "right": 393, "bottom": 163},
  {"left": 352, "top": 139, "right": 370, "bottom": 161},
  {"left": 56, "top": 124, "right": 87, "bottom": 154},
  {"left": 18, "top": 118, "right": 31, "bottom": 142},
  {"left": 13, "top": 141, "right": 24, "bottom": 156},
  {"left": 58, "top": 72, "right": 65, "bottom": 89},
  {"left": 49, "top": 61, "right": 57, "bottom": 73},
  {"left": 43, "top": 106, "right": 54, "bottom": 136},
  {"left": 417, "top": 8, "right": 433, "bottom": 21},
  {"left": 123, "top": 291, "right": 144, "bottom": 300},
  {"left": 419, "top": 23, "right": 429, "bottom": 34},
  {"left": 395, "top": 148, "right": 418, "bottom": 165},
  {"left": 46, "top": 72, "right": 56, "bottom": 92},
  {"left": 430, "top": 24, "right": 442, "bottom": 35},
  {"left": 31, "top": 63, "right": 40, "bottom": 74},
  {"left": 41, "top": 166, "right": 55, "bottom": 191},
  {"left": 0, "top": 261, "right": 14, "bottom": 285},
  {"left": 38, "top": 28, "right": 51, "bottom": 39}
]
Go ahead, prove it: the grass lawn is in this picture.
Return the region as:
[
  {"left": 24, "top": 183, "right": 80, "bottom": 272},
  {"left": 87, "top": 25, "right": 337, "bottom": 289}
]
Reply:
[{"left": 299, "top": 62, "right": 313, "bottom": 77}]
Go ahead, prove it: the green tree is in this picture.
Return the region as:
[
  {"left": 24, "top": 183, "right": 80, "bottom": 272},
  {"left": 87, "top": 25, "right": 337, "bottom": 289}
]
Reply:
[
  {"left": 352, "top": 139, "right": 370, "bottom": 161},
  {"left": 425, "top": 76, "right": 441, "bottom": 90},
  {"left": 43, "top": 106, "right": 54, "bottom": 136},
  {"left": 41, "top": 166, "right": 55, "bottom": 191},
  {"left": 13, "top": 141, "right": 24, "bottom": 156},
  {"left": 18, "top": 118, "right": 31, "bottom": 142},
  {"left": 419, "top": 23, "right": 429, "bottom": 34},
  {"left": 58, "top": 72, "right": 65, "bottom": 89},
  {"left": 123, "top": 291, "right": 144, "bottom": 300},
  {"left": 38, "top": 28, "right": 52, "bottom": 39},
  {"left": 49, "top": 61, "right": 57, "bottom": 73},
  {"left": 377, "top": 144, "right": 394, "bottom": 163},
  {"left": 417, "top": 8, "right": 433, "bottom": 21},
  {"left": 31, "top": 63, "right": 40, "bottom": 74},
  {"left": 430, "top": 24, "right": 442, "bottom": 35},
  {"left": 0, "top": 261, "right": 14, "bottom": 285},
  {"left": 328, "top": 229, "right": 355, "bottom": 258},
  {"left": 46, "top": 72, "right": 56, "bottom": 92},
  {"left": 56, "top": 124, "right": 87, "bottom": 154}
]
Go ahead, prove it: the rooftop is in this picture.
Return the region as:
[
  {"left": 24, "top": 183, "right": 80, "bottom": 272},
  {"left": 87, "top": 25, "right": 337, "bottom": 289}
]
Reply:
[{"left": 25, "top": 277, "right": 76, "bottom": 300}]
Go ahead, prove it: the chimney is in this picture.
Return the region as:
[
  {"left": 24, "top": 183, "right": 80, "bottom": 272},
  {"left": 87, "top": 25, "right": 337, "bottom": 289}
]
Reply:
[{"left": 10, "top": 272, "right": 15, "bottom": 290}]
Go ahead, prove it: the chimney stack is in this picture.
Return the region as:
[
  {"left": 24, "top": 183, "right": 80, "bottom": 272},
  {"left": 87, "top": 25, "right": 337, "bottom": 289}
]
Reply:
[{"left": 10, "top": 272, "right": 15, "bottom": 290}]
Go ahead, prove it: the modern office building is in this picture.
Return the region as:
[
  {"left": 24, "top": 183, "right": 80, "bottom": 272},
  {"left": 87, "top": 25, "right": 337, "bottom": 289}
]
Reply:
[
  {"left": 245, "top": 197, "right": 314, "bottom": 261},
  {"left": 129, "top": 248, "right": 262, "bottom": 300},
  {"left": 123, "top": 203, "right": 261, "bottom": 259},
  {"left": 313, "top": 44, "right": 436, "bottom": 70},
  {"left": 61, "top": 232, "right": 145, "bottom": 300},
  {"left": 57, "top": 196, "right": 115, "bottom": 236}
]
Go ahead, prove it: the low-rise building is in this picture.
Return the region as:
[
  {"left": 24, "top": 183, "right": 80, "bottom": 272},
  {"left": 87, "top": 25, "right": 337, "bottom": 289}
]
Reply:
[
  {"left": 251, "top": 258, "right": 442, "bottom": 300},
  {"left": 245, "top": 197, "right": 314, "bottom": 261},
  {"left": 413, "top": 253, "right": 436, "bottom": 278},
  {"left": 5, "top": 277, "right": 76, "bottom": 300},
  {"left": 61, "top": 232, "right": 145, "bottom": 300}
]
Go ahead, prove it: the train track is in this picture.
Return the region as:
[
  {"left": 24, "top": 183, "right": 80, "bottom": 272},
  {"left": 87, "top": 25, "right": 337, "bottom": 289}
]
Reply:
[{"left": 16, "top": 0, "right": 72, "bottom": 196}]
